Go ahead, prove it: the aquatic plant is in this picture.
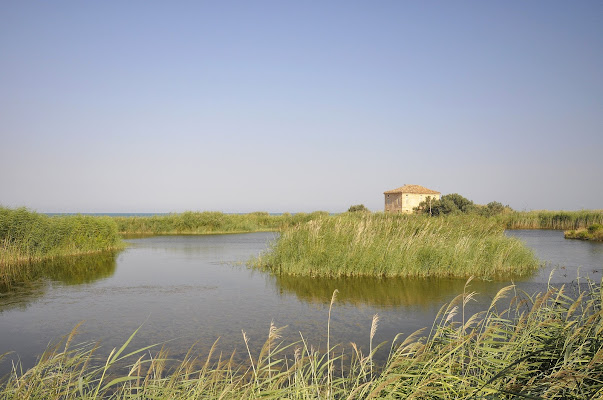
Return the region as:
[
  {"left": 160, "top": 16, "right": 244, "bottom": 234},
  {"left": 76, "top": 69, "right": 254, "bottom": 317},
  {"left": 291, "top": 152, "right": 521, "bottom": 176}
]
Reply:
[
  {"left": 1, "top": 279, "right": 601, "bottom": 399},
  {"left": 565, "top": 224, "right": 603, "bottom": 242},
  {"left": 0, "top": 207, "right": 123, "bottom": 282},
  {"left": 253, "top": 213, "right": 540, "bottom": 279},
  {"left": 500, "top": 210, "right": 603, "bottom": 230},
  {"left": 113, "top": 211, "right": 329, "bottom": 235}
]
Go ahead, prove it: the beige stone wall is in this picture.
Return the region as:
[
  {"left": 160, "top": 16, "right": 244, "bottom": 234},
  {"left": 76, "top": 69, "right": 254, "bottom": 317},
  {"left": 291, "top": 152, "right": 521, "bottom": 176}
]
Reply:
[
  {"left": 385, "top": 193, "right": 441, "bottom": 213},
  {"left": 384, "top": 193, "right": 402, "bottom": 212},
  {"left": 402, "top": 193, "right": 440, "bottom": 213}
]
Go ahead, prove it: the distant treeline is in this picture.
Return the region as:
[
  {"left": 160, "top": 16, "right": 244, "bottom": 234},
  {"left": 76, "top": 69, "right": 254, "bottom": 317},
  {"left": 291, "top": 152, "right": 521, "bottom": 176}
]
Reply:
[
  {"left": 415, "top": 193, "right": 513, "bottom": 217},
  {"left": 413, "top": 194, "right": 603, "bottom": 230},
  {"left": 113, "top": 211, "right": 330, "bottom": 235}
]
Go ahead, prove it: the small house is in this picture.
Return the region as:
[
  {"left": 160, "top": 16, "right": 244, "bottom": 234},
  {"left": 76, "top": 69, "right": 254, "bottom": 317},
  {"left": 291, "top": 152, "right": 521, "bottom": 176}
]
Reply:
[{"left": 384, "top": 184, "right": 441, "bottom": 213}]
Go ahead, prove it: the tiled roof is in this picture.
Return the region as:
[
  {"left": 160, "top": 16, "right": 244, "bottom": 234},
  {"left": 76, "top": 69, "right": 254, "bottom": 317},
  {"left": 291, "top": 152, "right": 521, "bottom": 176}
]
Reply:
[{"left": 383, "top": 184, "right": 440, "bottom": 195}]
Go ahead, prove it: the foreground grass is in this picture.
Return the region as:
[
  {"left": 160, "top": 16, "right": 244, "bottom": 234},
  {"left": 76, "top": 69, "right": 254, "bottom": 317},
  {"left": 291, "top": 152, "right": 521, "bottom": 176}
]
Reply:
[
  {"left": 253, "top": 213, "right": 540, "bottom": 279},
  {"left": 0, "top": 208, "right": 124, "bottom": 284},
  {"left": 113, "top": 211, "right": 329, "bottom": 235},
  {"left": 565, "top": 224, "right": 603, "bottom": 242},
  {"left": 499, "top": 210, "right": 603, "bottom": 230},
  {"left": 1, "top": 279, "right": 601, "bottom": 399}
]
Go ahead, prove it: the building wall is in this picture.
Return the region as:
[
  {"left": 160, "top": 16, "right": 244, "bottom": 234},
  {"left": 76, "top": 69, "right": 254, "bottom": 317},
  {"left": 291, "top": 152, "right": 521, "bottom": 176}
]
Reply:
[
  {"left": 384, "top": 193, "right": 402, "bottom": 212},
  {"left": 385, "top": 193, "right": 441, "bottom": 213}
]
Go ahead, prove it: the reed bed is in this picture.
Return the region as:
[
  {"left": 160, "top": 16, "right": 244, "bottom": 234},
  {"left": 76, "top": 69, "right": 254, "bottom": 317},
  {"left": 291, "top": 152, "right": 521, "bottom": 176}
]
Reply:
[
  {"left": 253, "top": 213, "right": 539, "bottom": 279},
  {"left": 565, "top": 224, "right": 603, "bottom": 242},
  {"left": 1, "top": 279, "right": 601, "bottom": 399},
  {"left": 0, "top": 207, "right": 123, "bottom": 284},
  {"left": 500, "top": 210, "right": 603, "bottom": 230},
  {"left": 113, "top": 211, "right": 329, "bottom": 235}
]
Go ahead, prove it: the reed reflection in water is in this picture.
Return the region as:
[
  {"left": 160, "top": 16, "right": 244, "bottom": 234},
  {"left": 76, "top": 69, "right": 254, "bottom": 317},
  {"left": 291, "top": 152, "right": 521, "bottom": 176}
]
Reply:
[
  {"left": 0, "top": 251, "right": 119, "bottom": 310},
  {"left": 271, "top": 273, "right": 535, "bottom": 309}
]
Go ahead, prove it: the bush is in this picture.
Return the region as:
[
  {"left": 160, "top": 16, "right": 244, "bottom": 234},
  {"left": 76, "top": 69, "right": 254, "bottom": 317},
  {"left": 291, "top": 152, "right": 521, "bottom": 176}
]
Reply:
[{"left": 347, "top": 204, "right": 369, "bottom": 213}]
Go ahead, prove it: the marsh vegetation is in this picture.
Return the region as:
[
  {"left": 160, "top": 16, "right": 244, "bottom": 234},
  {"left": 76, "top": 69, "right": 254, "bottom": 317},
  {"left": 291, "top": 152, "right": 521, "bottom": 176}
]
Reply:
[
  {"left": 1, "top": 208, "right": 602, "bottom": 398},
  {"left": 112, "top": 211, "right": 329, "bottom": 235},
  {"left": 253, "top": 213, "right": 540, "bottom": 279},
  {"left": 565, "top": 224, "right": 603, "bottom": 242},
  {"left": 415, "top": 193, "right": 603, "bottom": 230},
  {"left": 0, "top": 207, "right": 123, "bottom": 285},
  {"left": 500, "top": 210, "right": 603, "bottom": 230}
]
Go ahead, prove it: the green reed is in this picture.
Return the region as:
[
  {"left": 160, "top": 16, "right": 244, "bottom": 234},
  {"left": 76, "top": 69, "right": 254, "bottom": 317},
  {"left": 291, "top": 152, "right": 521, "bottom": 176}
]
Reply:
[
  {"left": 0, "top": 207, "right": 123, "bottom": 283},
  {"left": 253, "top": 213, "right": 540, "bottom": 279},
  {"left": 113, "top": 211, "right": 329, "bottom": 235},
  {"left": 565, "top": 224, "right": 603, "bottom": 242},
  {"left": 1, "top": 278, "right": 600, "bottom": 399},
  {"left": 499, "top": 210, "right": 603, "bottom": 230}
]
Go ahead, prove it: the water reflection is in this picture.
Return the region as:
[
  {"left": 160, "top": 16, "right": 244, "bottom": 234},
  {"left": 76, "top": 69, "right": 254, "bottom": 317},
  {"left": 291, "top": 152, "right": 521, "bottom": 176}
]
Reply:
[
  {"left": 2, "top": 230, "right": 601, "bottom": 379},
  {"left": 0, "top": 251, "right": 119, "bottom": 309},
  {"left": 272, "top": 274, "right": 519, "bottom": 309}
]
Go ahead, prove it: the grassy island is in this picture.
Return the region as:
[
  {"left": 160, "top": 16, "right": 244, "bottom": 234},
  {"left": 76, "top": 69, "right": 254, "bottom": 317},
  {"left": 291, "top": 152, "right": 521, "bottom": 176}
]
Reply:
[
  {"left": 565, "top": 224, "right": 603, "bottom": 242},
  {"left": 0, "top": 207, "right": 124, "bottom": 284},
  {"left": 253, "top": 213, "right": 540, "bottom": 279}
]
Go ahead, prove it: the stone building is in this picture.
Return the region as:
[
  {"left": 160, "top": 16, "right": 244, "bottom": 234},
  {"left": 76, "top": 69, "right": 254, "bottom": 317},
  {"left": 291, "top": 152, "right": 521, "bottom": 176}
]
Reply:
[{"left": 384, "top": 184, "right": 441, "bottom": 213}]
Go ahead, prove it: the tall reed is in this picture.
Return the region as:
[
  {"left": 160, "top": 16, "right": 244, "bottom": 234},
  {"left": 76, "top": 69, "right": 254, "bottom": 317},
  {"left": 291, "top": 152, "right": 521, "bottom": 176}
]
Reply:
[
  {"left": 113, "top": 211, "right": 329, "bottom": 235},
  {"left": 565, "top": 224, "right": 603, "bottom": 242},
  {"left": 500, "top": 210, "right": 603, "bottom": 230},
  {"left": 0, "top": 207, "right": 123, "bottom": 284},
  {"left": 1, "top": 279, "right": 600, "bottom": 399},
  {"left": 253, "top": 213, "right": 540, "bottom": 279}
]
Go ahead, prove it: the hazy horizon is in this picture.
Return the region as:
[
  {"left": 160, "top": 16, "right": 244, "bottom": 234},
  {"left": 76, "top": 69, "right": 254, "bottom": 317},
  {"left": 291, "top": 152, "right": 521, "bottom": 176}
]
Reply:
[{"left": 2, "top": 1, "right": 602, "bottom": 213}]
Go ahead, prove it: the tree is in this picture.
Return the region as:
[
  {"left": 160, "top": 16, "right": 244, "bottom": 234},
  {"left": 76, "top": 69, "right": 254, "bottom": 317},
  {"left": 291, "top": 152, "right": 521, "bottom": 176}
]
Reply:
[
  {"left": 416, "top": 194, "right": 513, "bottom": 217},
  {"left": 415, "top": 193, "right": 475, "bottom": 216},
  {"left": 347, "top": 204, "right": 369, "bottom": 213}
]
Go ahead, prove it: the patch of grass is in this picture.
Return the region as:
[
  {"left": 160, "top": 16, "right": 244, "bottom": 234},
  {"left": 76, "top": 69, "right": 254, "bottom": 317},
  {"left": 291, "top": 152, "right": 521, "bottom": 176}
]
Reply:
[
  {"left": 253, "top": 213, "right": 540, "bottom": 279},
  {"left": 0, "top": 207, "right": 124, "bottom": 285},
  {"left": 499, "top": 210, "right": 603, "bottom": 230},
  {"left": 565, "top": 224, "right": 603, "bottom": 242},
  {"left": 112, "top": 211, "right": 329, "bottom": 235},
  {"left": 1, "top": 279, "right": 601, "bottom": 399}
]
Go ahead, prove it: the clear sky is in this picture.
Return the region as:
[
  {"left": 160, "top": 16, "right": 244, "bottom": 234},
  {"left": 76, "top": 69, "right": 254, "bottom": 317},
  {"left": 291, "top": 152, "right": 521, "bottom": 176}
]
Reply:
[{"left": 1, "top": 1, "right": 601, "bottom": 213}]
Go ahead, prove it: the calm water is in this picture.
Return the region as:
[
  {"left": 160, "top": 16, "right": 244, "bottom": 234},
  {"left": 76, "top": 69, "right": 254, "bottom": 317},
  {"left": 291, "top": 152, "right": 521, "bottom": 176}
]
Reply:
[{"left": 1, "top": 230, "right": 601, "bottom": 375}]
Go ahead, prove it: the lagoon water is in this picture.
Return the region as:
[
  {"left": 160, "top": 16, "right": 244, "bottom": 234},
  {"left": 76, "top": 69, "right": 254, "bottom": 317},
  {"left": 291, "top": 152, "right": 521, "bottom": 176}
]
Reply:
[{"left": 1, "top": 230, "right": 602, "bottom": 376}]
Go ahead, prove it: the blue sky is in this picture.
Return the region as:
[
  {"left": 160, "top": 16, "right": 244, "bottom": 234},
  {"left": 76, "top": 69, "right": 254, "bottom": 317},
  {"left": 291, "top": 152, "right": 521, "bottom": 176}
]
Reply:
[{"left": 1, "top": 1, "right": 601, "bottom": 213}]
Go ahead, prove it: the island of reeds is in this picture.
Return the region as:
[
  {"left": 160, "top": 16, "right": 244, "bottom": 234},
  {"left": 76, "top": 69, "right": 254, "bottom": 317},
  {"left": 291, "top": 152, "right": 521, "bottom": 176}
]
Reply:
[
  {"left": 253, "top": 213, "right": 540, "bottom": 279},
  {"left": 565, "top": 224, "right": 603, "bottom": 242},
  {"left": 1, "top": 279, "right": 601, "bottom": 399},
  {"left": 0, "top": 207, "right": 124, "bottom": 285}
]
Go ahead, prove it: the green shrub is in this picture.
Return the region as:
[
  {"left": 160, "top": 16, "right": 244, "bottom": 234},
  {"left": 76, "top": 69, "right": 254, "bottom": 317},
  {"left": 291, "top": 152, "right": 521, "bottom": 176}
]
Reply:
[{"left": 347, "top": 204, "right": 369, "bottom": 213}]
